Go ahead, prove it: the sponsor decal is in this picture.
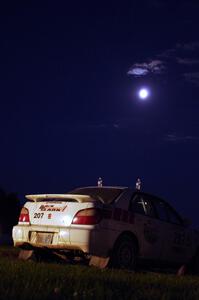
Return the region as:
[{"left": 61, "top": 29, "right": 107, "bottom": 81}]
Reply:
[{"left": 39, "top": 205, "right": 67, "bottom": 212}]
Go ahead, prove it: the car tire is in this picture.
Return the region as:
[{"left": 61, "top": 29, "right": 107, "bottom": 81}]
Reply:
[
  {"left": 179, "top": 249, "right": 199, "bottom": 275},
  {"left": 111, "top": 234, "right": 137, "bottom": 270},
  {"left": 191, "top": 250, "right": 199, "bottom": 275}
]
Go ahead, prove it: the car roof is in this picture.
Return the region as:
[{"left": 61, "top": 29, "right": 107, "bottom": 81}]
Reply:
[{"left": 70, "top": 186, "right": 129, "bottom": 190}]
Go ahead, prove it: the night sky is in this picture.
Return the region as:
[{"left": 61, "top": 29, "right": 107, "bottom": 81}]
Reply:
[{"left": 1, "top": 0, "right": 199, "bottom": 225}]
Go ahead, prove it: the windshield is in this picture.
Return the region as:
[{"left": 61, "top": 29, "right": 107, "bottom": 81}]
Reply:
[{"left": 68, "top": 187, "right": 123, "bottom": 204}]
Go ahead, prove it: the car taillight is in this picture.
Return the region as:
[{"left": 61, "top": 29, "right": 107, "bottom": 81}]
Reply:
[
  {"left": 19, "top": 207, "right": 30, "bottom": 224},
  {"left": 72, "top": 208, "right": 102, "bottom": 225}
]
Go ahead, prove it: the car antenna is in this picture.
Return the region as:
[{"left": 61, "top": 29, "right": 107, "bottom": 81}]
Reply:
[
  {"left": 98, "top": 177, "right": 103, "bottom": 187},
  {"left": 135, "top": 177, "right": 141, "bottom": 190}
]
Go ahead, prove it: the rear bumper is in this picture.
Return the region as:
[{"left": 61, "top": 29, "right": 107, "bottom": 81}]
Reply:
[{"left": 12, "top": 224, "right": 110, "bottom": 256}]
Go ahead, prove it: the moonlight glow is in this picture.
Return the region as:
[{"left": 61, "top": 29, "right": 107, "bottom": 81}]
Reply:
[{"left": 138, "top": 88, "right": 149, "bottom": 99}]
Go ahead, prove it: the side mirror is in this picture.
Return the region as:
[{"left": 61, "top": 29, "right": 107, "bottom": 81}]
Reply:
[{"left": 183, "top": 218, "right": 192, "bottom": 227}]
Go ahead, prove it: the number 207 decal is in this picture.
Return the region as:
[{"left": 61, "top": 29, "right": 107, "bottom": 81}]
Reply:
[{"left": 33, "top": 213, "right": 44, "bottom": 219}]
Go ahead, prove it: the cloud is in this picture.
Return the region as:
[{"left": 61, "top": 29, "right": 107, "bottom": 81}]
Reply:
[
  {"left": 128, "top": 41, "right": 199, "bottom": 86},
  {"left": 176, "top": 42, "right": 199, "bottom": 51},
  {"left": 183, "top": 72, "right": 199, "bottom": 86},
  {"left": 127, "top": 60, "right": 166, "bottom": 77},
  {"left": 82, "top": 123, "right": 122, "bottom": 132},
  {"left": 127, "top": 67, "right": 149, "bottom": 76},
  {"left": 150, "top": 0, "right": 168, "bottom": 8},
  {"left": 176, "top": 58, "right": 199, "bottom": 65},
  {"left": 158, "top": 42, "right": 199, "bottom": 62},
  {"left": 164, "top": 133, "right": 199, "bottom": 143}
]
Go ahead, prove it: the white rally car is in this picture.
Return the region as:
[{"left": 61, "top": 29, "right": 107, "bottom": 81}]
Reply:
[{"left": 12, "top": 186, "right": 199, "bottom": 270}]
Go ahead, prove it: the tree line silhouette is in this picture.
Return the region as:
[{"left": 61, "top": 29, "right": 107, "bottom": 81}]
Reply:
[{"left": 0, "top": 188, "right": 21, "bottom": 237}]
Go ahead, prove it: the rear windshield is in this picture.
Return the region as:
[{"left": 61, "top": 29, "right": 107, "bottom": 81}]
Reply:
[{"left": 68, "top": 187, "right": 123, "bottom": 204}]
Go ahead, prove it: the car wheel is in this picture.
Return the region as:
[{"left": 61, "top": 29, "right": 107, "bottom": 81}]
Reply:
[
  {"left": 111, "top": 235, "right": 137, "bottom": 270},
  {"left": 179, "top": 250, "right": 199, "bottom": 275},
  {"left": 192, "top": 250, "right": 199, "bottom": 275}
]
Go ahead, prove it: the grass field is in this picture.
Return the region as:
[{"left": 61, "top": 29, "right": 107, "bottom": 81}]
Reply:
[{"left": 0, "top": 246, "right": 199, "bottom": 300}]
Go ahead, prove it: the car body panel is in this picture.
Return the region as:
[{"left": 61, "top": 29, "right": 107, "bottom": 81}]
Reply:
[
  {"left": 24, "top": 201, "right": 91, "bottom": 227},
  {"left": 12, "top": 186, "right": 199, "bottom": 267}
]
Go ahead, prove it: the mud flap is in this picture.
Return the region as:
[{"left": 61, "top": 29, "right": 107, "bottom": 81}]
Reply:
[
  {"left": 18, "top": 250, "right": 34, "bottom": 260},
  {"left": 177, "top": 250, "right": 199, "bottom": 275},
  {"left": 176, "top": 265, "right": 187, "bottom": 276},
  {"left": 89, "top": 256, "right": 110, "bottom": 269}
]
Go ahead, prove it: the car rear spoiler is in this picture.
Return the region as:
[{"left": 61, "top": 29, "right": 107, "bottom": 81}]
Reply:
[{"left": 25, "top": 194, "right": 95, "bottom": 203}]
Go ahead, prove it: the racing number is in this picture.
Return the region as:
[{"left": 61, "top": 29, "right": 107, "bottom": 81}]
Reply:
[{"left": 33, "top": 213, "right": 44, "bottom": 219}]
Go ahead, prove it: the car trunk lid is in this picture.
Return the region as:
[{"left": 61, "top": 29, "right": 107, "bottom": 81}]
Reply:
[{"left": 24, "top": 194, "right": 96, "bottom": 227}]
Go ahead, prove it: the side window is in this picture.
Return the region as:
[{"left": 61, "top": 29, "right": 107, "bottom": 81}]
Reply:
[
  {"left": 153, "top": 200, "right": 169, "bottom": 222},
  {"left": 165, "top": 205, "right": 182, "bottom": 225},
  {"left": 130, "top": 194, "right": 155, "bottom": 217}
]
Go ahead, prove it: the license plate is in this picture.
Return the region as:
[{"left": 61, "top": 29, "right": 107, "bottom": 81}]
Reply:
[{"left": 30, "top": 232, "right": 53, "bottom": 245}]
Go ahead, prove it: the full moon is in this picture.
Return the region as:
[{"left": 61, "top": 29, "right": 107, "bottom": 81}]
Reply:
[{"left": 138, "top": 88, "right": 149, "bottom": 99}]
